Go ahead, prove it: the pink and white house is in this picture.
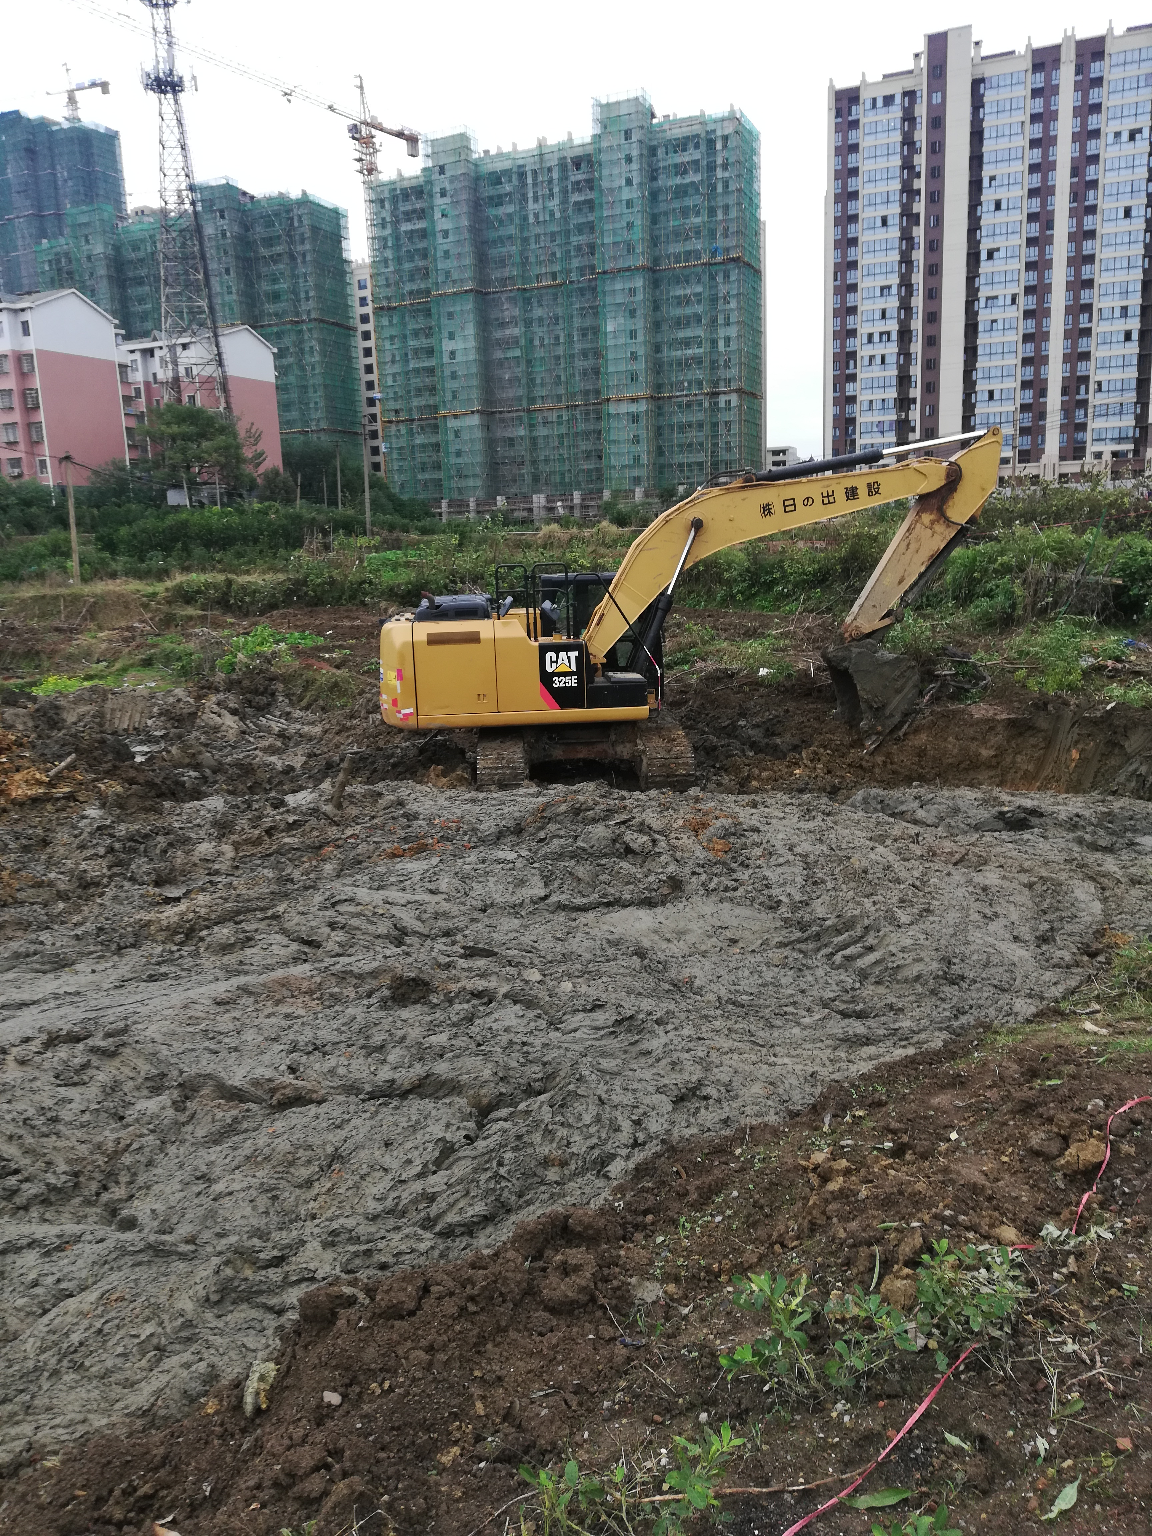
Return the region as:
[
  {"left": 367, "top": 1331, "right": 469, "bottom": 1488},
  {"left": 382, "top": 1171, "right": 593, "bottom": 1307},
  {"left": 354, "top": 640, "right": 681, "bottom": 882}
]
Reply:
[
  {"left": 0, "top": 289, "right": 282, "bottom": 487},
  {"left": 118, "top": 325, "right": 282, "bottom": 472},
  {"left": 0, "top": 289, "right": 126, "bottom": 485}
]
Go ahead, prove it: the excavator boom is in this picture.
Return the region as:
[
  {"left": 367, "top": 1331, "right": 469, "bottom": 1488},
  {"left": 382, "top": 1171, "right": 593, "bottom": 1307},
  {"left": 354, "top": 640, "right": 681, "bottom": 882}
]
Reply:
[{"left": 582, "top": 427, "right": 1002, "bottom": 662}]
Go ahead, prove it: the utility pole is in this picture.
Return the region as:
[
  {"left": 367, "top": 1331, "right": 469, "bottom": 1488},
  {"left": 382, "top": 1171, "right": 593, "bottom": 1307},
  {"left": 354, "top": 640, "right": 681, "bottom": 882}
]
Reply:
[{"left": 62, "top": 456, "right": 81, "bottom": 583}]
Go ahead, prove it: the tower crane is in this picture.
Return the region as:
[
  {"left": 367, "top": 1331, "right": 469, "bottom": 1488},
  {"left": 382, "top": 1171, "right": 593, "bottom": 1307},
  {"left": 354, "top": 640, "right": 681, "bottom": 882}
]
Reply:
[
  {"left": 47, "top": 65, "right": 111, "bottom": 125},
  {"left": 349, "top": 74, "right": 420, "bottom": 179}
]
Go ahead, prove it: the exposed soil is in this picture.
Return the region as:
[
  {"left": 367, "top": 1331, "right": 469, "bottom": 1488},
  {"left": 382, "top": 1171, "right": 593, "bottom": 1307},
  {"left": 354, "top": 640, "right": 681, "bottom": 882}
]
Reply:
[
  {"left": 663, "top": 609, "right": 1152, "bottom": 802},
  {"left": 1, "top": 606, "right": 1151, "bottom": 1536},
  {"left": 1, "top": 1019, "right": 1147, "bottom": 1536}
]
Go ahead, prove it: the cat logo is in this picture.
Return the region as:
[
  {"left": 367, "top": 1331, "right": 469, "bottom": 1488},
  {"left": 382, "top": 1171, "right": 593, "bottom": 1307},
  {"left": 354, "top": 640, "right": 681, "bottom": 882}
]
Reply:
[{"left": 539, "top": 642, "right": 586, "bottom": 709}]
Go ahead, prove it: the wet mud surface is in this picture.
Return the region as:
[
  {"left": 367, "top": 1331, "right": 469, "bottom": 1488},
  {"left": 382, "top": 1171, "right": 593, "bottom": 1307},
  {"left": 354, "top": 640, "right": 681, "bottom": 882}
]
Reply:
[
  {"left": 1, "top": 1023, "right": 1148, "bottom": 1536},
  {"left": 2, "top": 674, "right": 1152, "bottom": 1467}
]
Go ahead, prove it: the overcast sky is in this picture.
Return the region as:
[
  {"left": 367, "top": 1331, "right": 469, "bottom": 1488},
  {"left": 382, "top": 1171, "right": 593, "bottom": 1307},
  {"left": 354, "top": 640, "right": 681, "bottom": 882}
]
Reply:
[{"left": 9, "top": 1, "right": 1136, "bottom": 455}]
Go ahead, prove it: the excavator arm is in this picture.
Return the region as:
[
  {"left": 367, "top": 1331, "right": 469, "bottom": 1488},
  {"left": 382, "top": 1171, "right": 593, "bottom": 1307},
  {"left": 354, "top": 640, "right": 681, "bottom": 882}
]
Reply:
[{"left": 582, "top": 427, "right": 1002, "bottom": 665}]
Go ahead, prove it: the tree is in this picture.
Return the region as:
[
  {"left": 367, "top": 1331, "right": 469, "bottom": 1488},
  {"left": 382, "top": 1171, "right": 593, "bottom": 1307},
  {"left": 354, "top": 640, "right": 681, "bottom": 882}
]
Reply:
[{"left": 143, "top": 403, "right": 266, "bottom": 490}]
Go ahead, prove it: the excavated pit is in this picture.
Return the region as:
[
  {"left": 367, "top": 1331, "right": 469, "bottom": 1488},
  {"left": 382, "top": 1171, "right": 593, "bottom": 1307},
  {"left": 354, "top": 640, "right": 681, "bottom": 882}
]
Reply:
[{"left": 2, "top": 673, "right": 1152, "bottom": 1461}]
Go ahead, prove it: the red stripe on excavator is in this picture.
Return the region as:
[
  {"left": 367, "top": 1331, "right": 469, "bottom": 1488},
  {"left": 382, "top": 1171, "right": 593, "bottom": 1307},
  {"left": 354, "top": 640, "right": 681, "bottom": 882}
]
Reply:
[{"left": 539, "top": 683, "right": 561, "bottom": 710}]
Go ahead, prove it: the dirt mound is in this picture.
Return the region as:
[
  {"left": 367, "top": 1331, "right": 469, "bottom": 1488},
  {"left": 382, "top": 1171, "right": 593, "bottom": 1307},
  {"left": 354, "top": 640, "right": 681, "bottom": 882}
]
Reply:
[{"left": 2, "top": 1021, "right": 1147, "bottom": 1536}]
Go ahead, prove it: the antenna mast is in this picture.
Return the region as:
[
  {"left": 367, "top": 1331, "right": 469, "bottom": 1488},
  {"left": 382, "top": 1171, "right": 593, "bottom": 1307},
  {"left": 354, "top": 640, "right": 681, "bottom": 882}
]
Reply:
[{"left": 140, "top": 0, "right": 231, "bottom": 414}]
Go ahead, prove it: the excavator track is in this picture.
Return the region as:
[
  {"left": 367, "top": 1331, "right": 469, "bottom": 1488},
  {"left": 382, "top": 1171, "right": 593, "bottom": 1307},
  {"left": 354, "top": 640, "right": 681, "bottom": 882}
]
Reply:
[
  {"left": 475, "top": 730, "right": 530, "bottom": 790},
  {"left": 635, "top": 720, "right": 695, "bottom": 791}
]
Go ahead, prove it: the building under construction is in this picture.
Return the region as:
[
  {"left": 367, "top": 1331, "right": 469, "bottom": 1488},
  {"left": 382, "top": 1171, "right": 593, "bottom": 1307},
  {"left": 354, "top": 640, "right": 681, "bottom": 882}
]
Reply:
[
  {"left": 370, "top": 94, "right": 763, "bottom": 500},
  {"left": 29, "top": 174, "right": 359, "bottom": 447},
  {"left": 0, "top": 110, "right": 126, "bottom": 298}
]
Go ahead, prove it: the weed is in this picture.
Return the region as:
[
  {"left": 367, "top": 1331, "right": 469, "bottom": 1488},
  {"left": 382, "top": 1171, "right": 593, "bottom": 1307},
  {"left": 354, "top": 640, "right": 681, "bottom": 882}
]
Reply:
[
  {"left": 1004, "top": 618, "right": 1129, "bottom": 693},
  {"left": 886, "top": 613, "right": 937, "bottom": 663},
  {"left": 824, "top": 1286, "right": 918, "bottom": 1386},
  {"left": 720, "top": 1271, "right": 817, "bottom": 1388},
  {"left": 656, "top": 1422, "right": 745, "bottom": 1536},
  {"left": 869, "top": 1505, "right": 961, "bottom": 1536},
  {"left": 1073, "top": 933, "right": 1152, "bottom": 1021},
  {"left": 29, "top": 674, "right": 100, "bottom": 696},
  {"left": 217, "top": 623, "right": 324, "bottom": 673},
  {"left": 1102, "top": 678, "right": 1152, "bottom": 707},
  {"left": 914, "top": 1241, "right": 1029, "bottom": 1353},
  {"left": 519, "top": 1459, "right": 609, "bottom": 1534}
]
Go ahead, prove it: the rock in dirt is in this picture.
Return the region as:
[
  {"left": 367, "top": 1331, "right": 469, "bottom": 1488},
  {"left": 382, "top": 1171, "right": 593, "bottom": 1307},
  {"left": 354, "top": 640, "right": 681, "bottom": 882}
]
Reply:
[
  {"left": 242, "top": 1360, "right": 277, "bottom": 1418},
  {"left": 879, "top": 1266, "right": 918, "bottom": 1312},
  {"left": 1057, "top": 1137, "right": 1108, "bottom": 1174}
]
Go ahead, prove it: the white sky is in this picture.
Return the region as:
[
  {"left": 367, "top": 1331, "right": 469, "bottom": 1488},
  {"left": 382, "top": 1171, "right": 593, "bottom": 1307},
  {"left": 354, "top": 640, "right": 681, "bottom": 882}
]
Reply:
[{"left": 8, "top": 0, "right": 1137, "bottom": 456}]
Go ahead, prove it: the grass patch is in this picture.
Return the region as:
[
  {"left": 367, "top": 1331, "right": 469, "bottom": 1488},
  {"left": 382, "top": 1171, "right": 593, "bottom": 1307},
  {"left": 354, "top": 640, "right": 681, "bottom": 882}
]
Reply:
[
  {"left": 665, "top": 622, "right": 794, "bottom": 680},
  {"left": 1004, "top": 618, "right": 1131, "bottom": 693},
  {"left": 1065, "top": 931, "right": 1152, "bottom": 1024},
  {"left": 28, "top": 674, "right": 103, "bottom": 696}
]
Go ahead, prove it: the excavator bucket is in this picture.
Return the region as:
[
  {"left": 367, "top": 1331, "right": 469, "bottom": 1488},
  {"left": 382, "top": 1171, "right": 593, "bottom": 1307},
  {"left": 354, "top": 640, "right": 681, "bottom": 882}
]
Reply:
[{"left": 826, "top": 430, "right": 1002, "bottom": 742}]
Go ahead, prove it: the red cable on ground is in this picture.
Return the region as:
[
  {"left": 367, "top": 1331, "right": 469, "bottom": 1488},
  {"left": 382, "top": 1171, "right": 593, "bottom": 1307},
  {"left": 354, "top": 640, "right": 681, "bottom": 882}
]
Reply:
[
  {"left": 1071, "top": 1095, "right": 1151, "bottom": 1234},
  {"left": 779, "top": 1343, "right": 978, "bottom": 1536}
]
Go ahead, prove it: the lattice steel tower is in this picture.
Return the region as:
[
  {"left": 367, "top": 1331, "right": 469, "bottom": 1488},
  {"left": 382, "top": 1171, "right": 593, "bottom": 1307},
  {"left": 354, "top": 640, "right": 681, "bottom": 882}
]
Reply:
[{"left": 141, "top": 0, "right": 231, "bottom": 412}]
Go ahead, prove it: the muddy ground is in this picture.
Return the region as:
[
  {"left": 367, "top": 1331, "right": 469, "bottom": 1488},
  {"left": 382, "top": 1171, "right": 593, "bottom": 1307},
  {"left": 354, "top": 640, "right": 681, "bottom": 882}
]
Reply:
[
  {"left": 1, "top": 1019, "right": 1148, "bottom": 1536},
  {"left": 2, "top": 651, "right": 1152, "bottom": 1479}
]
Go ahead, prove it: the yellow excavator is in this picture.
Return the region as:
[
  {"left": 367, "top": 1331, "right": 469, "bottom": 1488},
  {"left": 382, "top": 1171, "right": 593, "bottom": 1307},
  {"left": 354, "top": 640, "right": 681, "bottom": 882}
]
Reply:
[{"left": 379, "top": 427, "right": 1002, "bottom": 788}]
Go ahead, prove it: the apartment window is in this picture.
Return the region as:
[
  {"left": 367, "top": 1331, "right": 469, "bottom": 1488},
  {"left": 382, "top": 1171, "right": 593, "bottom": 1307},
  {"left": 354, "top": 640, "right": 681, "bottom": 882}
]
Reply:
[
  {"left": 931, "top": 64, "right": 943, "bottom": 79},
  {"left": 2, "top": 424, "right": 18, "bottom": 444},
  {"left": 930, "top": 165, "right": 941, "bottom": 179},
  {"left": 0, "top": 355, "right": 7, "bottom": 374},
  {"left": 37, "top": 457, "right": 48, "bottom": 475},
  {"left": 19, "top": 354, "right": 34, "bottom": 374},
  {"left": 23, "top": 388, "right": 39, "bottom": 409},
  {"left": 359, "top": 296, "right": 369, "bottom": 308},
  {"left": 930, "top": 91, "right": 942, "bottom": 105},
  {"left": 6, "top": 458, "right": 22, "bottom": 476},
  {"left": 29, "top": 423, "right": 43, "bottom": 443},
  {"left": 118, "top": 364, "right": 130, "bottom": 383},
  {"left": 0, "top": 390, "right": 11, "bottom": 409},
  {"left": 930, "top": 115, "right": 941, "bottom": 130},
  {"left": 20, "top": 320, "right": 30, "bottom": 337},
  {"left": 358, "top": 277, "right": 368, "bottom": 290},
  {"left": 929, "top": 190, "right": 940, "bottom": 203}
]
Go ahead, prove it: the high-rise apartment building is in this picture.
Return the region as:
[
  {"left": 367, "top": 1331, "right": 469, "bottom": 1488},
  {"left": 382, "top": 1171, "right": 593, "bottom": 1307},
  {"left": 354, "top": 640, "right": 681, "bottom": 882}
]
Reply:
[
  {"left": 370, "top": 94, "right": 763, "bottom": 500},
  {"left": 351, "top": 259, "right": 385, "bottom": 474},
  {"left": 825, "top": 23, "right": 1152, "bottom": 475},
  {"left": 32, "top": 176, "right": 360, "bottom": 449},
  {"left": 0, "top": 111, "right": 126, "bottom": 298}
]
